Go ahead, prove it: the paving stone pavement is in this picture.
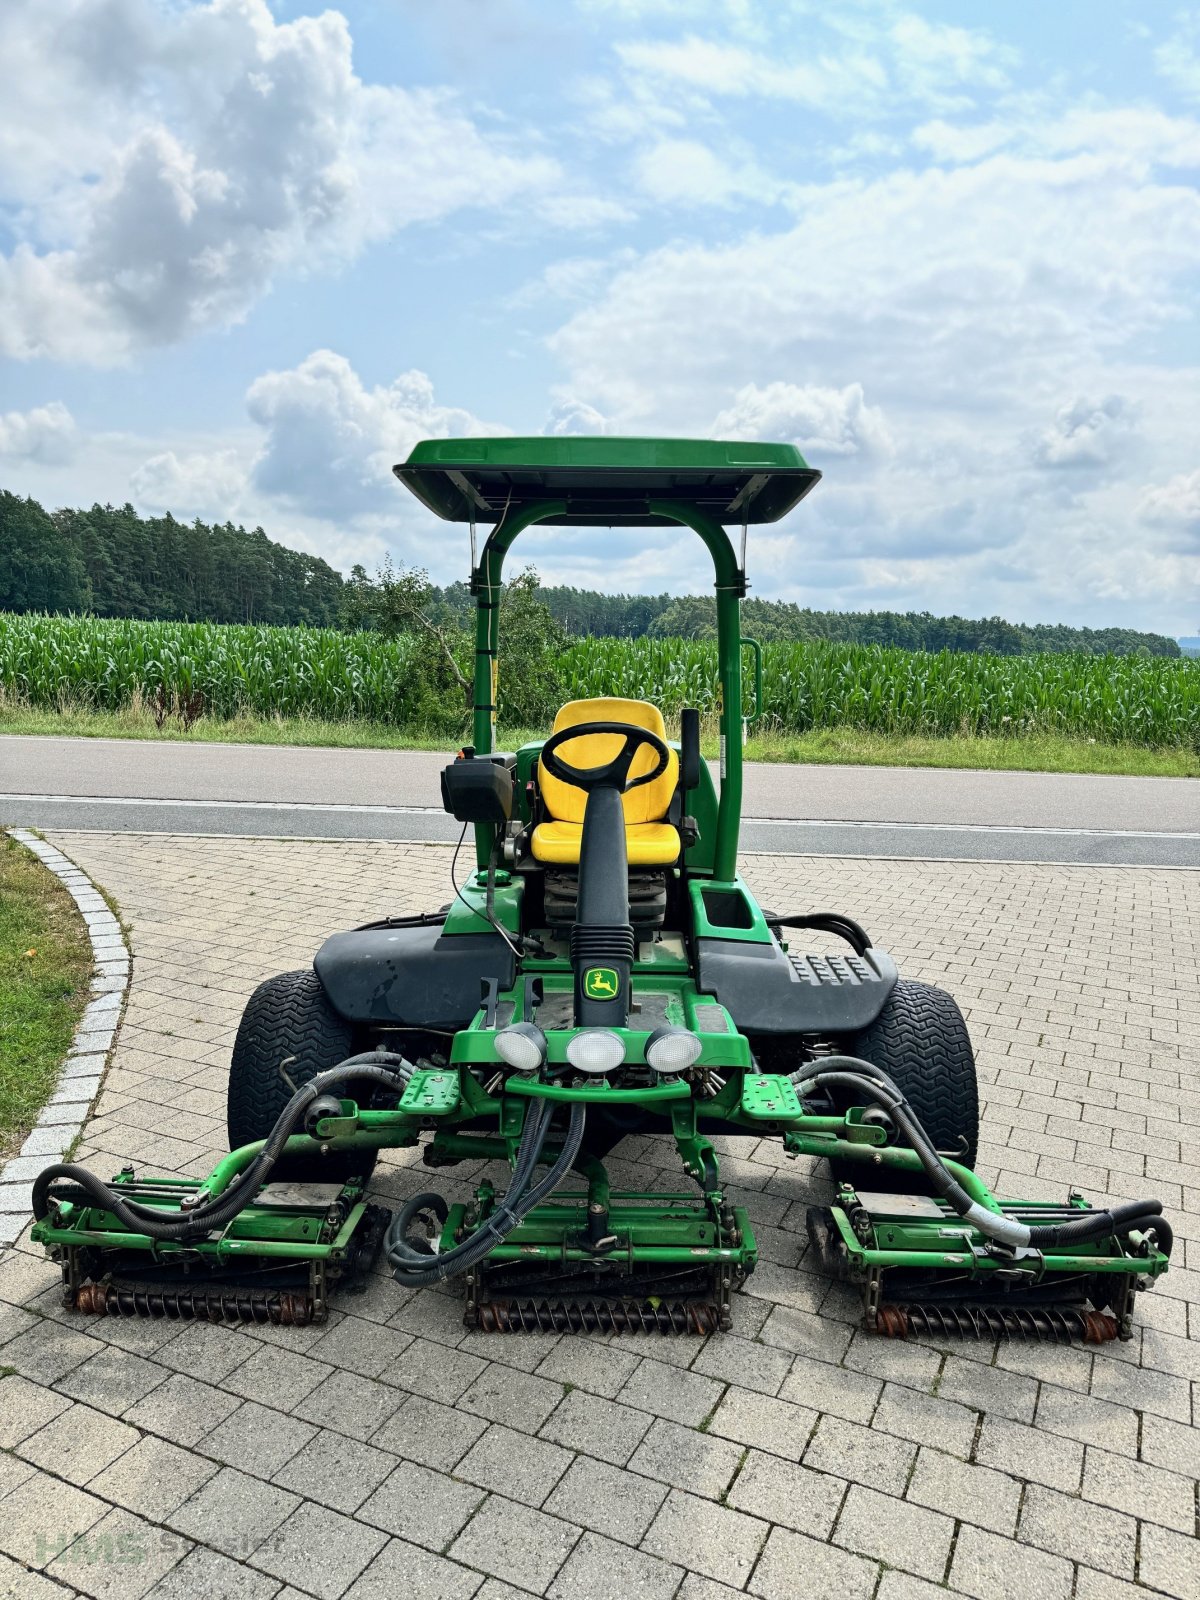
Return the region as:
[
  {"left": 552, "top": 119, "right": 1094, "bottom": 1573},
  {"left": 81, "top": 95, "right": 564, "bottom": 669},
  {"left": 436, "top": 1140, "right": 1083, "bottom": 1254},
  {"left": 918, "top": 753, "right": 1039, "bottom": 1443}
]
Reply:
[{"left": 1, "top": 831, "right": 1197, "bottom": 1600}]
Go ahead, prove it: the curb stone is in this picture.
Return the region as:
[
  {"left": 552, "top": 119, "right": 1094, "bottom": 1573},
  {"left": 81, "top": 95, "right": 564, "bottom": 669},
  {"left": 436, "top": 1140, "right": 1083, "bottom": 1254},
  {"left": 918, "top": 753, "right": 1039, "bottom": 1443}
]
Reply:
[{"left": 0, "top": 829, "right": 131, "bottom": 1245}]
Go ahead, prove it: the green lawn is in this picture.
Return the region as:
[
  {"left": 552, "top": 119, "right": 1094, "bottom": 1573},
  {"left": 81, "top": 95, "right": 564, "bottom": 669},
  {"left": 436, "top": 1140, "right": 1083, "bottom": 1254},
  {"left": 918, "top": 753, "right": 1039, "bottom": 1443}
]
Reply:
[
  {"left": 0, "top": 702, "right": 1197, "bottom": 778},
  {"left": 0, "top": 834, "right": 95, "bottom": 1160}
]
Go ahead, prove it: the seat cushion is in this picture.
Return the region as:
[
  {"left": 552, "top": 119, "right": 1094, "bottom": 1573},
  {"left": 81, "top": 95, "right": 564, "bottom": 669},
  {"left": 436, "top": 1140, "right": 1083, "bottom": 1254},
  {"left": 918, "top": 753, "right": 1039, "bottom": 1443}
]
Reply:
[
  {"left": 531, "top": 819, "right": 681, "bottom": 866},
  {"left": 537, "top": 697, "right": 679, "bottom": 827}
]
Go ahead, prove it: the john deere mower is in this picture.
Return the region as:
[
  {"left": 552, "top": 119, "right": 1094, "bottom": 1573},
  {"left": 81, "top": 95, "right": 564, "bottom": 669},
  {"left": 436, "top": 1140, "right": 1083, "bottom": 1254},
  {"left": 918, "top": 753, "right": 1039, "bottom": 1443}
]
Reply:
[{"left": 31, "top": 438, "right": 1172, "bottom": 1340}]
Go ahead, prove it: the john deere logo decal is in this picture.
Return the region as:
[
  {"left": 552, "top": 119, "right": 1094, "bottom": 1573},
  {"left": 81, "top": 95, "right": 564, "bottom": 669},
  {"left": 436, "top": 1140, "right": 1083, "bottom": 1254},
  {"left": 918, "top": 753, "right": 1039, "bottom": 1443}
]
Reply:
[{"left": 584, "top": 967, "right": 619, "bottom": 1000}]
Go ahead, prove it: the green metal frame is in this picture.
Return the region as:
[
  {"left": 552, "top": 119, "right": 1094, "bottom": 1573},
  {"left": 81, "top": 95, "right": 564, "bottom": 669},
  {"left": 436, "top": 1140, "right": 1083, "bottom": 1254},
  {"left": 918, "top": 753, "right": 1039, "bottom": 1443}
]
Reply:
[
  {"left": 469, "top": 495, "right": 749, "bottom": 879},
  {"left": 33, "top": 1067, "right": 1170, "bottom": 1298}
]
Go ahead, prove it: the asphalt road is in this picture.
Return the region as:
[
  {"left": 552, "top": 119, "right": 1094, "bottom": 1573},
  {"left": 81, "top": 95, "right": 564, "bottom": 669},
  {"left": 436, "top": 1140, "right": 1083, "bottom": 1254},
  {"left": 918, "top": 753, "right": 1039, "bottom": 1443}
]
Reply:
[{"left": 1, "top": 734, "right": 1196, "bottom": 866}]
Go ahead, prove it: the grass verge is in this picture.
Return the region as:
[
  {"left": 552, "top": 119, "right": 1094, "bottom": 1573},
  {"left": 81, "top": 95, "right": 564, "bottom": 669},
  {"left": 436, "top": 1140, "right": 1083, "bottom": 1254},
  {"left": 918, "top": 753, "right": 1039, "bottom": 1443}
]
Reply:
[
  {"left": 0, "top": 702, "right": 1195, "bottom": 778},
  {"left": 0, "top": 833, "right": 94, "bottom": 1161}
]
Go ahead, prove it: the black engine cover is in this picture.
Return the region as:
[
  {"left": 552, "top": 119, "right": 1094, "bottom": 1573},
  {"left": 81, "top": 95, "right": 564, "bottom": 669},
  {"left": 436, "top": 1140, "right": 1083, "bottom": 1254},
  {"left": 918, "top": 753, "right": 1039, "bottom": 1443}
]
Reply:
[
  {"left": 314, "top": 921, "right": 515, "bottom": 1027},
  {"left": 696, "top": 937, "right": 897, "bottom": 1036}
]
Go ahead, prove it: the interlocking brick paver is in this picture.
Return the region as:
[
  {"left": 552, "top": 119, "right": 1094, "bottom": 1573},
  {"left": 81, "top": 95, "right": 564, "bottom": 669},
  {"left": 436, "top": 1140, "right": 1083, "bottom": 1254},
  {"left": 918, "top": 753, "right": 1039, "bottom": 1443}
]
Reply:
[
  {"left": 459, "top": 1366, "right": 567, "bottom": 1434},
  {"left": 708, "top": 1386, "right": 818, "bottom": 1461},
  {"left": 616, "top": 1356, "right": 724, "bottom": 1427},
  {"left": 872, "top": 1381, "right": 976, "bottom": 1457},
  {"left": 5, "top": 832, "right": 1194, "bottom": 1600},
  {"left": 627, "top": 1417, "right": 745, "bottom": 1500},
  {"left": 804, "top": 1413, "right": 915, "bottom": 1495},
  {"left": 834, "top": 1484, "right": 953, "bottom": 1582},
  {"left": 642, "top": 1489, "right": 767, "bottom": 1588},
  {"left": 724, "top": 1448, "right": 845, "bottom": 1538},
  {"left": 165, "top": 1465, "right": 299, "bottom": 1558},
  {"left": 544, "top": 1456, "right": 668, "bottom": 1545},
  {"left": 46, "top": 1506, "right": 190, "bottom": 1600},
  {"left": 0, "top": 1468, "right": 108, "bottom": 1569},
  {"left": 343, "top": 1538, "right": 482, "bottom": 1600},
  {"left": 949, "top": 1525, "right": 1072, "bottom": 1600},
  {"left": 142, "top": 1544, "right": 281, "bottom": 1600},
  {"left": 89, "top": 1436, "right": 221, "bottom": 1523},
  {"left": 1017, "top": 1482, "right": 1136, "bottom": 1579},
  {"left": 548, "top": 1530, "right": 682, "bottom": 1600},
  {"left": 748, "top": 1525, "right": 877, "bottom": 1600},
  {"left": 776, "top": 1351, "right": 881, "bottom": 1422},
  {"left": 124, "top": 1373, "right": 241, "bottom": 1449},
  {"left": 251, "top": 1501, "right": 388, "bottom": 1600},
  {"left": 905, "top": 1448, "right": 1021, "bottom": 1537},
  {"left": 271, "top": 1428, "right": 398, "bottom": 1515},
  {"left": 449, "top": 1494, "right": 580, "bottom": 1593},
  {"left": 534, "top": 1337, "right": 641, "bottom": 1400},
  {"left": 458, "top": 1422, "right": 574, "bottom": 1508},
  {"left": 358, "top": 1458, "right": 484, "bottom": 1550},
  {"left": 55, "top": 1345, "right": 169, "bottom": 1416},
  {"left": 538, "top": 1387, "right": 652, "bottom": 1466},
  {"left": 0, "top": 1371, "right": 72, "bottom": 1447},
  {"left": 370, "top": 1391, "right": 487, "bottom": 1470},
  {"left": 294, "top": 1369, "right": 405, "bottom": 1442},
  {"left": 1138, "top": 1523, "right": 1200, "bottom": 1600},
  {"left": 974, "top": 1415, "right": 1083, "bottom": 1493},
  {"left": 18, "top": 1402, "right": 139, "bottom": 1483},
  {"left": 198, "top": 1399, "right": 318, "bottom": 1478}
]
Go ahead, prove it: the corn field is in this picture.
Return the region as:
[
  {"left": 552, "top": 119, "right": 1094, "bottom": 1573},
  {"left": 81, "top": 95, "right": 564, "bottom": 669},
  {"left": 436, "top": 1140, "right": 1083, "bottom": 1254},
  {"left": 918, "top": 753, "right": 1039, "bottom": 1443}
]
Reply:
[{"left": 1, "top": 613, "right": 1197, "bottom": 747}]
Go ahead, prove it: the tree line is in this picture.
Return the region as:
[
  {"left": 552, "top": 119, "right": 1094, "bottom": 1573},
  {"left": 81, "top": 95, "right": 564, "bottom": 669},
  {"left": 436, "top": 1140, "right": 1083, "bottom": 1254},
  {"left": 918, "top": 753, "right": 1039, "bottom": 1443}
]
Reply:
[
  {"left": 0, "top": 488, "right": 1180, "bottom": 657},
  {"left": 1, "top": 492, "right": 344, "bottom": 628}
]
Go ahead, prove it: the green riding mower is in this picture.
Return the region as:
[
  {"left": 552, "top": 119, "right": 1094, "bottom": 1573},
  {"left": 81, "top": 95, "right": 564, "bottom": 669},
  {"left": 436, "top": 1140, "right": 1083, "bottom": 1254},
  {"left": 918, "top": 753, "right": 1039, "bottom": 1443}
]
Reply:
[{"left": 31, "top": 438, "right": 1172, "bottom": 1340}]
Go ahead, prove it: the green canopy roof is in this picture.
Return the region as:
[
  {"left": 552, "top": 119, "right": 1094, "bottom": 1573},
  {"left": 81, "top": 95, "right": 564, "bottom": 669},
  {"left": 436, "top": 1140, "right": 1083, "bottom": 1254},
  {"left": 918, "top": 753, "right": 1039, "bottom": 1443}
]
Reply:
[{"left": 394, "top": 436, "right": 820, "bottom": 526}]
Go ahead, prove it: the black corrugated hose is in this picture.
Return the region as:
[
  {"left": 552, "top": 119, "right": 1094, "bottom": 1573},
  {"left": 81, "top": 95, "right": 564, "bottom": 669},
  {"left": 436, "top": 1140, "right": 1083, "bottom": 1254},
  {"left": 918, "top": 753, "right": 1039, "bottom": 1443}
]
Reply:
[
  {"left": 32, "top": 1051, "right": 413, "bottom": 1241},
  {"left": 792, "top": 1054, "right": 1171, "bottom": 1256}
]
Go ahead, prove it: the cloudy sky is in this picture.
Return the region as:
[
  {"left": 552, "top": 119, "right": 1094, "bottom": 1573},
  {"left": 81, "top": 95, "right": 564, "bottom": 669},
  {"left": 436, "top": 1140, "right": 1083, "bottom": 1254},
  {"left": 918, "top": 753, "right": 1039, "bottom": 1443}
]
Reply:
[{"left": 1, "top": 0, "right": 1198, "bottom": 634}]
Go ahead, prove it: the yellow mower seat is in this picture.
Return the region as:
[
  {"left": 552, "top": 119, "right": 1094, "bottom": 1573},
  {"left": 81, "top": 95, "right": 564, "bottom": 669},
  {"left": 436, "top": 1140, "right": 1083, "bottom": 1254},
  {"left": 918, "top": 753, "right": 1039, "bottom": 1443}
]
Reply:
[{"left": 531, "top": 697, "right": 681, "bottom": 867}]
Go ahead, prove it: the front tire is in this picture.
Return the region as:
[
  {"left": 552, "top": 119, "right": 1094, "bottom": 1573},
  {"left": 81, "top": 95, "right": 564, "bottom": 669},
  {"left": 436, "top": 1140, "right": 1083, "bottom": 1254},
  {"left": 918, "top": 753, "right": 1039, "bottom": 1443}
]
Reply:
[
  {"left": 227, "top": 969, "right": 377, "bottom": 1184},
  {"left": 830, "top": 978, "right": 978, "bottom": 1192}
]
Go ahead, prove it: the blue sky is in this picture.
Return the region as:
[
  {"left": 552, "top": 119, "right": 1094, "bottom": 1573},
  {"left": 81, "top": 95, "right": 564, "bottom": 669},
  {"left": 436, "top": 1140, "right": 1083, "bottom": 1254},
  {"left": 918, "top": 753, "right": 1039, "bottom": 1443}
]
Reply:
[{"left": 1, "top": 1, "right": 1198, "bottom": 634}]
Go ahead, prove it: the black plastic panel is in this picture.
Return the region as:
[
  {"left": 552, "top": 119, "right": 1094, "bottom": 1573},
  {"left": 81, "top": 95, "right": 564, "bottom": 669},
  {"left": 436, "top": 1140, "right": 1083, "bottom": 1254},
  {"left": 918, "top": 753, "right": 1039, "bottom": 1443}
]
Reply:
[
  {"left": 696, "top": 937, "right": 897, "bottom": 1036},
  {"left": 441, "top": 758, "right": 514, "bottom": 823},
  {"left": 314, "top": 924, "right": 515, "bottom": 1027}
]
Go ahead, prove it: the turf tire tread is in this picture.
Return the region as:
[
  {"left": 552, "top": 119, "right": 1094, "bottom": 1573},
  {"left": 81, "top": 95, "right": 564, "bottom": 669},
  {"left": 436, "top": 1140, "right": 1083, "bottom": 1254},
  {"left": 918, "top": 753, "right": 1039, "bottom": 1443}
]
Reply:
[{"left": 227, "top": 968, "right": 374, "bottom": 1182}]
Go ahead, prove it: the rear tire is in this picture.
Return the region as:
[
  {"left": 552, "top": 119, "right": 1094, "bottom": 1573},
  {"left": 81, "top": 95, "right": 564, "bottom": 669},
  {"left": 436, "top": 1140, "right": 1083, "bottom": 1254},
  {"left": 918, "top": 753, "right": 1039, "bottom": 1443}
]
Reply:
[
  {"left": 227, "top": 969, "right": 377, "bottom": 1184},
  {"left": 830, "top": 978, "right": 978, "bottom": 1193}
]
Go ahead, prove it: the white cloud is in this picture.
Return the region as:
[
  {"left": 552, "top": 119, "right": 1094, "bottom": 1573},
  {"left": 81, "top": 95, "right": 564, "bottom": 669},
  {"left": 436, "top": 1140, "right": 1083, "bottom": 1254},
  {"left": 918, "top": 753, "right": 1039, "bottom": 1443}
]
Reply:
[
  {"left": 129, "top": 447, "right": 249, "bottom": 519},
  {"left": 712, "top": 381, "right": 892, "bottom": 458},
  {"left": 549, "top": 122, "right": 1200, "bottom": 426},
  {"left": 246, "top": 350, "right": 504, "bottom": 520},
  {"left": 545, "top": 398, "right": 611, "bottom": 435},
  {"left": 1138, "top": 470, "right": 1200, "bottom": 538},
  {"left": 0, "top": 0, "right": 557, "bottom": 364},
  {"left": 612, "top": 13, "right": 1010, "bottom": 123},
  {"left": 1156, "top": 19, "right": 1200, "bottom": 101},
  {"left": 631, "top": 137, "right": 778, "bottom": 207},
  {"left": 888, "top": 14, "right": 1015, "bottom": 107},
  {"left": 912, "top": 119, "right": 1013, "bottom": 164},
  {"left": 614, "top": 33, "right": 887, "bottom": 114},
  {"left": 1031, "top": 395, "right": 1136, "bottom": 470},
  {"left": 0, "top": 401, "right": 78, "bottom": 465}
]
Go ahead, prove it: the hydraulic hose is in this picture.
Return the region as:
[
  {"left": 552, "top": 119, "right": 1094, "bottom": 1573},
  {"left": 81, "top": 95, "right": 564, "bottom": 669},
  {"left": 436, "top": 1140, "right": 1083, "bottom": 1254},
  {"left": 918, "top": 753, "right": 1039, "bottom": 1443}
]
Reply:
[
  {"left": 32, "top": 1050, "right": 414, "bottom": 1241},
  {"left": 795, "top": 1055, "right": 1170, "bottom": 1256},
  {"left": 385, "top": 1102, "right": 587, "bottom": 1286}
]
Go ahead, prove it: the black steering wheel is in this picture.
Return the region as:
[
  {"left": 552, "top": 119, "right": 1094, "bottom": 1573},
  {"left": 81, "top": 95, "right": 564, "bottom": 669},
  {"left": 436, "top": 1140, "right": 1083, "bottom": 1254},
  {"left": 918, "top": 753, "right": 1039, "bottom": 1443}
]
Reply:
[{"left": 540, "top": 721, "right": 671, "bottom": 794}]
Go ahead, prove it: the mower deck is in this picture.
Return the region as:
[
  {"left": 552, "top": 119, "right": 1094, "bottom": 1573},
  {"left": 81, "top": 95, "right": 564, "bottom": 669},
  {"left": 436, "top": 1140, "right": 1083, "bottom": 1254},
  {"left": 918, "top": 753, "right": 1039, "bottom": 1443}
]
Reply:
[{"left": 37, "top": 1175, "right": 387, "bottom": 1326}]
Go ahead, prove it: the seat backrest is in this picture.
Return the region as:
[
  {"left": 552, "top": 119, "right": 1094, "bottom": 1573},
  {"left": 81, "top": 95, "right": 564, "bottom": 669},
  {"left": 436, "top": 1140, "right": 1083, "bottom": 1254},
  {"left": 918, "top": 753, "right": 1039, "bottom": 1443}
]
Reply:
[{"left": 538, "top": 698, "right": 679, "bottom": 827}]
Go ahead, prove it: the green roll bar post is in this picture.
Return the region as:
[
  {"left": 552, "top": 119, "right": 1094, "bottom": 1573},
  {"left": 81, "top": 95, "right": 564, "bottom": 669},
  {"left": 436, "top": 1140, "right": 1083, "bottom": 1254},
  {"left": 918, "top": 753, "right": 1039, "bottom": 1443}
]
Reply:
[{"left": 470, "top": 499, "right": 747, "bottom": 882}]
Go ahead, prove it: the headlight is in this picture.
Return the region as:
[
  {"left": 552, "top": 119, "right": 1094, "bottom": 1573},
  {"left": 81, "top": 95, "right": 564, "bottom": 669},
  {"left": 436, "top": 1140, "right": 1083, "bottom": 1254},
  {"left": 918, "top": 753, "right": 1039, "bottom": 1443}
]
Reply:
[
  {"left": 494, "top": 1022, "right": 547, "bottom": 1073},
  {"left": 565, "top": 1029, "right": 625, "bottom": 1075},
  {"left": 644, "top": 1026, "right": 703, "bottom": 1075}
]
